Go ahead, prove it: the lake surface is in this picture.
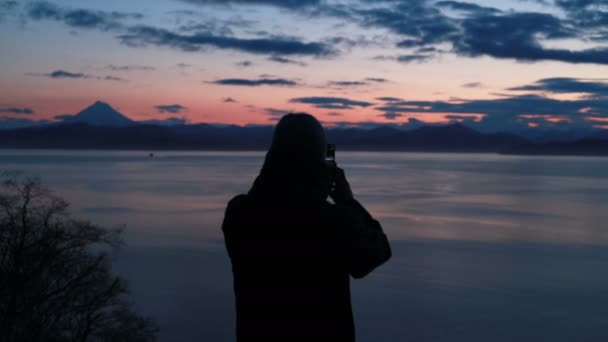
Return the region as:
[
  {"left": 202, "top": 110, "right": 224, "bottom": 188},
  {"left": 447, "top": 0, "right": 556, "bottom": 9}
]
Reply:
[{"left": 2, "top": 150, "right": 608, "bottom": 341}]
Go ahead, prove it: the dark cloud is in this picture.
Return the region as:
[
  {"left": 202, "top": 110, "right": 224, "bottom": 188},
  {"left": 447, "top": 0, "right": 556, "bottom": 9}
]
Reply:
[
  {"left": 212, "top": 78, "right": 298, "bottom": 86},
  {"left": 329, "top": 1, "right": 608, "bottom": 65},
  {"left": 47, "top": 70, "right": 88, "bottom": 79},
  {"left": 353, "top": 2, "right": 608, "bottom": 65},
  {"left": 395, "top": 39, "right": 424, "bottom": 49},
  {"left": 325, "top": 0, "right": 608, "bottom": 64},
  {"left": 378, "top": 112, "right": 403, "bottom": 120},
  {"left": 313, "top": 104, "right": 348, "bottom": 109},
  {"left": 445, "top": 114, "right": 480, "bottom": 123},
  {"left": 462, "top": 82, "right": 483, "bottom": 88},
  {"left": 105, "top": 64, "right": 155, "bottom": 71},
  {"left": 552, "top": 0, "right": 608, "bottom": 31},
  {"left": 236, "top": 60, "right": 253, "bottom": 67},
  {"left": 28, "top": 69, "right": 127, "bottom": 82},
  {"left": 355, "top": 0, "right": 458, "bottom": 47},
  {"left": 178, "top": 20, "right": 234, "bottom": 37},
  {"left": 290, "top": 97, "right": 374, "bottom": 109},
  {"left": 119, "top": 26, "right": 335, "bottom": 56},
  {"left": 321, "top": 36, "right": 368, "bottom": 50},
  {"left": 416, "top": 46, "right": 438, "bottom": 53},
  {"left": 329, "top": 81, "right": 368, "bottom": 87},
  {"left": 265, "top": 108, "right": 291, "bottom": 117},
  {"left": 397, "top": 54, "right": 433, "bottom": 63},
  {"left": 373, "top": 54, "right": 433, "bottom": 63},
  {"left": 167, "top": 9, "right": 200, "bottom": 17},
  {"left": 176, "top": 63, "right": 192, "bottom": 68},
  {"left": 103, "top": 75, "right": 128, "bottom": 82},
  {"left": 0, "top": 107, "right": 34, "bottom": 115},
  {"left": 554, "top": 0, "right": 600, "bottom": 10},
  {"left": 376, "top": 97, "right": 403, "bottom": 102},
  {"left": 0, "top": 0, "right": 18, "bottom": 21},
  {"left": 1, "top": 0, "right": 17, "bottom": 10},
  {"left": 453, "top": 12, "right": 608, "bottom": 64},
  {"left": 436, "top": 1, "right": 500, "bottom": 14},
  {"left": 155, "top": 104, "right": 188, "bottom": 113},
  {"left": 223, "top": 97, "right": 238, "bottom": 103},
  {"left": 267, "top": 55, "right": 307, "bottom": 66},
  {"left": 366, "top": 78, "right": 389, "bottom": 83},
  {"left": 26, "top": 1, "right": 142, "bottom": 30},
  {"left": 374, "top": 79, "right": 608, "bottom": 132},
  {"left": 508, "top": 78, "right": 608, "bottom": 95},
  {"left": 177, "top": 0, "right": 321, "bottom": 9}
]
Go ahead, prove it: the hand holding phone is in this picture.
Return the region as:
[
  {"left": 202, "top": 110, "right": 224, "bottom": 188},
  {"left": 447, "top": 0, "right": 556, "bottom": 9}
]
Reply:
[
  {"left": 325, "top": 144, "right": 336, "bottom": 165},
  {"left": 326, "top": 144, "right": 336, "bottom": 189},
  {"left": 330, "top": 167, "right": 354, "bottom": 204},
  {"left": 325, "top": 144, "right": 354, "bottom": 204}
]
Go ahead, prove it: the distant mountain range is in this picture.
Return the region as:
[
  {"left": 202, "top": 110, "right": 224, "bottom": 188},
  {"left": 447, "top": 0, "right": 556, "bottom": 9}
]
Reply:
[{"left": 1, "top": 101, "right": 607, "bottom": 155}]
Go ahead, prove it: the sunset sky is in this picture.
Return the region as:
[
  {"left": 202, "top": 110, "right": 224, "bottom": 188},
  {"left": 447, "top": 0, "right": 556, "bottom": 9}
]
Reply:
[{"left": 0, "top": 0, "right": 607, "bottom": 132}]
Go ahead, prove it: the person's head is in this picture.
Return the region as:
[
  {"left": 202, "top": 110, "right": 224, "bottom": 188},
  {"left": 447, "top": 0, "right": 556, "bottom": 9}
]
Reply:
[
  {"left": 250, "top": 113, "right": 329, "bottom": 203},
  {"left": 269, "top": 113, "right": 326, "bottom": 164}
]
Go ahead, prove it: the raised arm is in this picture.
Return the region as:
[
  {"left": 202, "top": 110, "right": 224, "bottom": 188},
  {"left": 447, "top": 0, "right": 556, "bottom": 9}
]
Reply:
[
  {"left": 330, "top": 168, "right": 392, "bottom": 279},
  {"left": 222, "top": 194, "right": 249, "bottom": 262}
]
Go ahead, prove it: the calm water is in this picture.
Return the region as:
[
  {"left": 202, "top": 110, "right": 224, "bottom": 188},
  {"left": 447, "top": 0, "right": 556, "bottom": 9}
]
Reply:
[{"left": 2, "top": 150, "right": 608, "bottom": 341}]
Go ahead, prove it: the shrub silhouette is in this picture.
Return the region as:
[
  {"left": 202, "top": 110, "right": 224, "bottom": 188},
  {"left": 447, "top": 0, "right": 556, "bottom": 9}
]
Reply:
[{"left": 0, "top": 173, "right": 158, "bottom": 341}]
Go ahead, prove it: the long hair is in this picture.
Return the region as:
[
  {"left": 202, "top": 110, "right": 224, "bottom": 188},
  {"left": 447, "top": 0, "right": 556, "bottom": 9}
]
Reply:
[{"left": 249, "top": 113, "right": 329, "bottom": 205}]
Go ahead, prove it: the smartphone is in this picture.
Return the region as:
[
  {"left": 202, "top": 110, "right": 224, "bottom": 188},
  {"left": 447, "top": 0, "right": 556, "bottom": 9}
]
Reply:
[
  {"left": 326, "top": 144, "right": 336, "bottom": 164},
  {"left": 326, "top": 144, "right": 336, "bottom": 191}
]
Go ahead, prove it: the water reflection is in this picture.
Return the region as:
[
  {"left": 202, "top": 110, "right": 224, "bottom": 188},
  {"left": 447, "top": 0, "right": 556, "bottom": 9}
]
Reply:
[{"left": 2, "top": 150, "right": 608, "bottom": 247}]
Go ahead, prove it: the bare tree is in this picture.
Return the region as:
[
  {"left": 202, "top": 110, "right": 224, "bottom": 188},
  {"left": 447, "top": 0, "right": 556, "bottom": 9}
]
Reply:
[{"left": 0, "top": 173, "right": 158, "bottom": 341}]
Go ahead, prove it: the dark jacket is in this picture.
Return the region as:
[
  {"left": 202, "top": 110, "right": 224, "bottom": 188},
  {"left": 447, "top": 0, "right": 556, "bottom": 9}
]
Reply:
[{"left": 222, "top": 194, "right": 391, "bottom": 342}]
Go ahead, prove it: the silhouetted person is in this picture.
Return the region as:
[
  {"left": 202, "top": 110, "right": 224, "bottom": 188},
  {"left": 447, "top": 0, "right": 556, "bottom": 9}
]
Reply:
[{"left": 222, "top": 113, "right": 391, "bottom": 342}]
